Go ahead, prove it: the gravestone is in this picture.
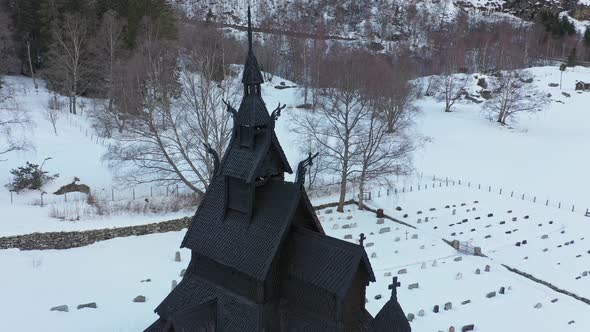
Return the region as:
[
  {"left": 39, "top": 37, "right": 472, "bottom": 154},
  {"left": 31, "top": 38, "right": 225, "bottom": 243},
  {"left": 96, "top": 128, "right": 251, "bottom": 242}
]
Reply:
[
  {"left": 371, "top": 252, "right": 377, "bottom": 258},
  {"left": 432, "top": 260, "right": 438, "bottom": 267},
  {"left": 473, "top": 207, "right": 476, "bottom": 211},
  {"left": 408, "top": 283, "right": 419, "bottom": 290},
  {"left": 374, "top": 294, "right": 382, "bottom": 300},
  {"left": 461, "top": 300, "right": 471, "bottom": 305},
  {"left": 487, "top": 213, "right": 493, "bottom": 217},
  {"left": 499, "top": 287, "right": 505, "bottom": 294},
  {"left": 394, "top": 237, "right": 401, "bottom": 242},
  {"left": 77, "top": 302, "right": 97, "bottom": 310},
  {"left": 366, "top": 242, "right": 374, "bottom": 247},
  {"left": 384, "top": 272, "right": 392, "bottom": 277},
  {"left": 420, "top": 245, "right": 425, "bottom": 249},
  {"left": 332, "top": 224, "right": 339, "bottom": 230},
  {"left": 421, "top": 262, "right": 427, "bottom": 269},
  {"left": 551, "top": 298, "right": 558, "bottom": 303},
  {"left": 171, "top": 280, "right": 178, "bottom": 290},
  {"left": 454, "top": 257, "right": 463, "bottom": 262},
  {"left": 484, "top": 265, "right": 491, "bottom": 272},
  {"left": 325, "top": 209, "right": 333, "bottom": 214},
  {"left": 542, "top": 234, "right": 550, "bottom": 239},
  {"left": 377, "top": 218, "right": 384, "bottom": 224},
  {"left": 133, "top": 295, "right": 146, "bottom": 303},
  {"left": 475, "top": 268, "right": 481, "bottom": 275},
  {"left": 175, "top": 251, "right": 181, "bottom": 262},
  {"left": 455, "top": 273, "right": 463, "bottom": 280},
  {"left": 485, "top": 235, "right": 492, "bottom": 239},
  {"left": 449, "top": 327, "right": 455, "bottom": 332},
  {"left": 462, "top": 324, "right": 475, "bottom": 332},
  {"left": 452, "top": 209, "right": 457, "bottom": 215},
  {"left": 486, "top": 292, "right": 496, "bottom": 298},
  {"left": 379, "top": 227, "right": 391, "bottom": 234},
  {"left": 180, "top": 269, "right": 186, "bottom": 277},
  {"left": 512, "top": 217, "right": 517, "bottom": 221},
  {"left": 344, "top": 234, "right": 353, "bottom": 239},
  {"left": 407, "top": 313, "right": 415, "bottom": 322},
  {"left": 346, "top": 215, "right": 353, "bottom": 220},
  {"left": 444, "top": 302, "right": 452, "bottom": 310},
  {"left": 412, "top": 234, "right": 418, "bottom": 239},
  {"left": 418, "top": 309, "right": 425, "bottom": 317},
  {"left": 417, "top": 219, "right": 422, "bottom": 223},
  {"left": 433, "top": 305, "right": 439, "bottom": 313},
  {"left": 534, "top": 303, "right": 542, "bottom": 309},
  {"left": 50, "top": 305, "right": 69, "bottom": 312},
  {"left": 342, "top": 224, "right": 351, "bottom": 229},
  {"left": 425, "top": 217, "right": 429, "bottom": 222},
  {"left": 395, "top": 206, "right": 402, "bottom": 211},
  {"left": 398, "top": 269, "right": 407, "bottom": 274}
]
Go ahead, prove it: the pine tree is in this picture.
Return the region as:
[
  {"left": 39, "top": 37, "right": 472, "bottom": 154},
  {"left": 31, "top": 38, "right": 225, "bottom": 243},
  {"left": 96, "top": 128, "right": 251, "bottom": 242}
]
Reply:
[{"left": 584, "top": 26, "right": 590, "bottom": 47}]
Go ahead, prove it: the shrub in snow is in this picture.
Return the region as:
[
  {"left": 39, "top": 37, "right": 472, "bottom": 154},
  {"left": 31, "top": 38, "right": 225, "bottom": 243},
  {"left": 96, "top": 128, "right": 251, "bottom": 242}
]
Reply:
[{"left": 6, "top": 161, "right": 59, "bottom": 192}]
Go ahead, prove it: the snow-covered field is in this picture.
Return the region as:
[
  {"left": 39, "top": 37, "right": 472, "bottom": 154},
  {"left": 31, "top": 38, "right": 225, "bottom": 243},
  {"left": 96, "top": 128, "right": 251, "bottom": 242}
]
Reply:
[{"left": 2, "top": 64, "right": 590, "bottom": 331}]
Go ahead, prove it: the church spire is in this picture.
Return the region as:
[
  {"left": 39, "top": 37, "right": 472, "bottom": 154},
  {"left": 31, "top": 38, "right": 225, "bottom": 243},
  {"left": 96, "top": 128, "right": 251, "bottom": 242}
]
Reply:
[
  {"left": 247, "top": 6, "right": 253, "bottom": 53},
  {"left": 242, "top": 6, "right": 264, "bottom": 86}
]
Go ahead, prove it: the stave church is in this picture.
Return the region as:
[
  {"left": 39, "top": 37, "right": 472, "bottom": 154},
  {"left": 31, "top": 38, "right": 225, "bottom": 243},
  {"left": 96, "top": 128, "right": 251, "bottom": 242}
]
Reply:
[{"left": 145, "top": 7, "right": 411, "bottom": 332}]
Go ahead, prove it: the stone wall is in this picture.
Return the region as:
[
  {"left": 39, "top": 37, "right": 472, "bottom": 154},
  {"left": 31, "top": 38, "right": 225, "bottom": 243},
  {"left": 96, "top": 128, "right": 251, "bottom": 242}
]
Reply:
[{"left": 0, "top": 217, "right": 192, "bottom": 251}]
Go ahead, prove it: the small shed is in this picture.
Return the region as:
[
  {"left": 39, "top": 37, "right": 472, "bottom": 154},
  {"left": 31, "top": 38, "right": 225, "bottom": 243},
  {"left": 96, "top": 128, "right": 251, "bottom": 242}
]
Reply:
[{"left": 575, "top": 81, "right": 590, "bottom": 91}]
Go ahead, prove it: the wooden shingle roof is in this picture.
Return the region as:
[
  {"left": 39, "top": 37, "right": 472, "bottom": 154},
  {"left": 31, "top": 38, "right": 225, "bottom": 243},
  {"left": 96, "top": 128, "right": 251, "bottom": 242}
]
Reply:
[
  {"left": 181, "top": 179, "right": 301, "bottom": 280},
  {"left": 285, "top": 226, "right": 376, "bottom": 298}
]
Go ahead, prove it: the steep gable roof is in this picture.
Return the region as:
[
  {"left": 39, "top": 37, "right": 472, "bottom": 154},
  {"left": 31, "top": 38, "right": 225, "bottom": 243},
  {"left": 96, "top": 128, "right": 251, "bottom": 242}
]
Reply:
[
  {"left": 373, "top": 298, "right": 411, "bottom": 332},
  {"left": 181, "top": 179, "right": 301, "bottom": 280},
  {"left": 156, "top": 274, "right": 259, "bottom": 331},
  {"left": 284, "top": 226, "right": 376, "bottom": 298}
]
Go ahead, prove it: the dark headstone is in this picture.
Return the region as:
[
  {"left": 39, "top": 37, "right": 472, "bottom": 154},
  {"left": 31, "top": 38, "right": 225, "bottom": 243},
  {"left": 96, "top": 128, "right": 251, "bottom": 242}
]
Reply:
[
  {"left": 486, "top": 292, "right": 496, "bottom": 298},
  {"left": 374, "top": 294, "right": 382, "bottom": 300},
  {"left": 444, "top": 302, "right": 452, "bottom": 310},
  {"left": 461, "top": 300, "right": 471, "bottom": 305},
  {"left": 433, "top": 305, "right": 439, "bottom": 313},
  {"left": 174, "top": 251, "right": 181, "bottom": 262},
  {"left": 77, "top": 302, "right": 97, "bottom": 310},
  {"left": 133, "top": 295, "right": 146, "bottom": 303},
  {"left": 377, "top": 208, "right": 385, "bottom": 218},
  {"left": 487, "top": 213, "right": 493, "bottom": 217},
  {"left": 499, "top": 287, "right": 505, "bottom": 294},
  {"left": 395, "top": 206, "right": 402, "bottom": 211},
  {"left": 408, "top": 283, "right": 419, "bottom": 290},
  {"left": 462, "top": 324, "right": 475, "bottom": 332}
]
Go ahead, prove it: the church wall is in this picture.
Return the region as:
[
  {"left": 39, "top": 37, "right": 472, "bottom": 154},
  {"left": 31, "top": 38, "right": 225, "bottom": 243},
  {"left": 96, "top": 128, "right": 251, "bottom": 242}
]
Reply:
[
  {"left": 191, "top": 252, "right": 259, "bottom": 301},
  {"left": 281, "top": 275, "right": 337, "bottom": 319},
  {"left": 340, "top": 266, "right": 368, "bottom": 323}
]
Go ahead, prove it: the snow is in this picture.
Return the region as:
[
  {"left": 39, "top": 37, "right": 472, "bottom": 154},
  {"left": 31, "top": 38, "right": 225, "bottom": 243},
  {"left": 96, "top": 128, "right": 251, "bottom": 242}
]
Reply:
[
  {"left": 414, "top": 66, "right": 590, "bottom": 213},
  {"left": 3, "top": 63, "right": 590, "bottom": 330}
]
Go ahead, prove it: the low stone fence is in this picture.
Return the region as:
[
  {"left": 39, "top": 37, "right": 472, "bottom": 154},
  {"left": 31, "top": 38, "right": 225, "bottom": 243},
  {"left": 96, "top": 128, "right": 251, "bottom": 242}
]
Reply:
[{"left": 0, "top": 217, "right": 192, "bottom": 251}]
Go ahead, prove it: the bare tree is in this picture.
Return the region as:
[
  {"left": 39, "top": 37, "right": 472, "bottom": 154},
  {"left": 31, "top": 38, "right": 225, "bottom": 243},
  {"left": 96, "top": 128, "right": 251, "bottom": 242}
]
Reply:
[
  {"left": 355, "top": 109, "right": 416, "bottom": 209},
  {"left": 94, "top": 10, "right": 126, "bottom": 112},
  {"left": 437, "top": 69, "right": 467, "bottom": 113},
  {"left": 485, "top": 70, "right": 548, "bottom": 126},
  {"left": 293, "top": 55, "right": 370, "bottom": 212},
  {"left": 43, "top": 95, "right": 62, "bottom": 135},
  {"left": 0, "top": 91, "right": 31, "bottom": 161},
  {"left": 105, "top": 23, "right": 238, "bottom": 195},
  {"left": 46, "top": 14, "right": 92, "bottom": 115}
]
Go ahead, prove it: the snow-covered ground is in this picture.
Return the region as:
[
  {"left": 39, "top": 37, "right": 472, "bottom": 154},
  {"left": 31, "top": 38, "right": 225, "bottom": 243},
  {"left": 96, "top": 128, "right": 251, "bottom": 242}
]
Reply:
[
  {"left": 2, "top": 191, "right": 590, "bottom": 331},
  {"left": 2, "top": 64, "right": 590, "bottom": 331}
]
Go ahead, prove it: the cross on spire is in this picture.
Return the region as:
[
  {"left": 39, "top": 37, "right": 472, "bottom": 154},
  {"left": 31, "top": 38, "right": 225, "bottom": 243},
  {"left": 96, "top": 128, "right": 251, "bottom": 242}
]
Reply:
[
  {"left": 359, "top": 233, "right": 366, "bottom": 247},
  {"left": 388, "top": 277, "right": 401, "bottom": 300}
]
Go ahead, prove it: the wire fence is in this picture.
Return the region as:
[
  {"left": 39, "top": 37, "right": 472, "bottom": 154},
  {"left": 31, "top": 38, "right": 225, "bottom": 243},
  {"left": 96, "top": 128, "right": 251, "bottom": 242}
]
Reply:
[{"left": 354, "top": 173, "right": 590, "bottom": 218}]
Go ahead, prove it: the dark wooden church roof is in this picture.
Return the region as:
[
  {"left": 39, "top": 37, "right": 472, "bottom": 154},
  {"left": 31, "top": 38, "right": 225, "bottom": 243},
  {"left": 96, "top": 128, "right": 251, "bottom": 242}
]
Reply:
[
  {"left": 181, "top": 179, "right": 301, "bottom": 280},
  {"left": 285, "top": 226, "right": 375, "bottom": 298},
  {"left": 156, "top": 275, "right": 259, "bottom": 330},
  {"left": 221, "top": 128, "right": 292, "bottom": 182}
]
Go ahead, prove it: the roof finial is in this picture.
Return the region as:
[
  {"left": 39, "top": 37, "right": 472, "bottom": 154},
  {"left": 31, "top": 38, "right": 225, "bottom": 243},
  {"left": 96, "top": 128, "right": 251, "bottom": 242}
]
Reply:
[{"left": 247, "top": 6, "right": 253, "bottom": 53}]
